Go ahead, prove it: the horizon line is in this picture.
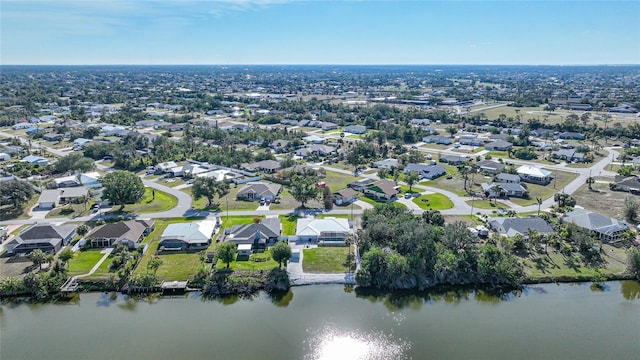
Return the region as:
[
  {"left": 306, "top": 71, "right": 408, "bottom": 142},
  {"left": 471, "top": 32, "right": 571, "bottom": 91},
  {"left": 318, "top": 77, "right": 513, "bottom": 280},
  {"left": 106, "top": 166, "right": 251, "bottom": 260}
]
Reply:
[{"left": 1, "top": 63, "right": 639, "bottom": 67}]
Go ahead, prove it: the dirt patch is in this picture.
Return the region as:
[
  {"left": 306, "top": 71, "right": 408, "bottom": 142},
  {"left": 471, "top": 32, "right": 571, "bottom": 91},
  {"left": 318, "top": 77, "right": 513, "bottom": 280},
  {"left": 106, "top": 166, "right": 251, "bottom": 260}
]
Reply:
[{"left": 573, "top": 181, "right": 631, "bottom": 219}]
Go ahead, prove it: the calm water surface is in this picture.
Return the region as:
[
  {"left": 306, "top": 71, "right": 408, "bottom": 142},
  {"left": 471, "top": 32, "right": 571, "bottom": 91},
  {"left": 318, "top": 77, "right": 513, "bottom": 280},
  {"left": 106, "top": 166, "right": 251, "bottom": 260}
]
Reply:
[{"left": 2, "top": 281, "right": 639, "bottom": 360}]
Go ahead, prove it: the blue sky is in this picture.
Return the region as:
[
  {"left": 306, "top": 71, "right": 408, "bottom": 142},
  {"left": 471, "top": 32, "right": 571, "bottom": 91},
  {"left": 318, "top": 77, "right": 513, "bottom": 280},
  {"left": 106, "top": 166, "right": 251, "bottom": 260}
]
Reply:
[{"left": 2, "top": 0, "right": 639, "bottom": 65}]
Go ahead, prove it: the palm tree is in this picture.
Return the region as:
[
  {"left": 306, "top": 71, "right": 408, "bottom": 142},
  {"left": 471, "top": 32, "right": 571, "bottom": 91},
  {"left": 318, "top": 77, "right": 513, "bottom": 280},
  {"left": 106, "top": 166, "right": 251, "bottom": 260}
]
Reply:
[{"left": 536, "top": 197, "right": 543, "bottom": 216}]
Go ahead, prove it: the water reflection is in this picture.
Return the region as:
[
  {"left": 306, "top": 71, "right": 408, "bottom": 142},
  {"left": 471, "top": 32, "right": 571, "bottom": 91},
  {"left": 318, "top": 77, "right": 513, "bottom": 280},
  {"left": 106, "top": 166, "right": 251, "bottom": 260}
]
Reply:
[
  {"left": 304, "top": 325, "right": 410, "bottom": 360},
  {"left": 270, "top": 289, "right": 293, "bottom": 307},
  {"left": 620, "top": 280, "right": 640, "bottom": 300},
  {"left": 354, "top": 286, "right": 519, "bottom": 311}
]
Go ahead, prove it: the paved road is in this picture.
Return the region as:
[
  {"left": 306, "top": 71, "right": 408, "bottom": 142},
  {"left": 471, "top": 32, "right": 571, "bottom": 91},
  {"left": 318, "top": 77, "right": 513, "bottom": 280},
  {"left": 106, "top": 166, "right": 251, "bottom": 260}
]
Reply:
[{"left": 0, "top": 127, "right": 622, "bottom": 226}]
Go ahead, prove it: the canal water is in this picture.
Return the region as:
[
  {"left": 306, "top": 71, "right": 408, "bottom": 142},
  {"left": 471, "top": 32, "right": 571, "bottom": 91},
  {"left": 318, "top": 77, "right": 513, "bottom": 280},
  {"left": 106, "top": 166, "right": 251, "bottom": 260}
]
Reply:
[{"left": 2, "top": 281, "right": 639, "bottom": 359}]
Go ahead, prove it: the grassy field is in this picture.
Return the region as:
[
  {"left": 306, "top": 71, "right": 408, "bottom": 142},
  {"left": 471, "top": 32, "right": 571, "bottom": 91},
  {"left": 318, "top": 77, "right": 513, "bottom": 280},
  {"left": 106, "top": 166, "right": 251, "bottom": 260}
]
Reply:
[
  {"left": 84, "top": 255, "right": 116, "bottom": 279},
  {"left": 426, "top": 172, "right": 480, "bottom": 197},
  {"left": 323, "top": 170, "right": 358, "bottom": 190},
  {"left": 215, "top": 248, "right": 280, "bottom": 271},
  {"left": 156, "top": 178, "right": 186, "bottom": 188},
  {"left": 523, "top": 244, "right": 628, "bottom": 280},
  {"left": 303, "top": 246, "right": 354, "bottom": 273},
  {"left": 67, "top": 249, "right": 105, "bottom": 276},
  {"left": 412, "top": 193, "right": 454, "bottom": 210},
  {"left": 279, "top": 214, "right": 299, "bottom": 236},
  {"left": 510, "top": 170, "right": 578, "bottom": 206},
  {"left": 134, "top": 217, "right": 210, "bottom": 281},
  {"left": 572, "top": 181, "right": 630, "bottom": 219},
  {"left": 0, "top": 193, "right": 38, "bottom": 221},
  {"left": 183, "top": 185, "right": 257, "bottom": 211},
  {"left": 270, "top": 188, "right": 323, "bottom": 210},
  {"left": 443, "top": 215, "right": 483, "bottom": 225},
  {"left": 110, "top": 187, "right": 177, "bottom": 214},
  {"left": 46, "top": 202, "right": 91, "bottom": 218},
  {"left": 466, "top": 199, "right": 509, "bottom": 210},
  {"left": 359, "top": 196, "right": 407, "bottom": 209}
]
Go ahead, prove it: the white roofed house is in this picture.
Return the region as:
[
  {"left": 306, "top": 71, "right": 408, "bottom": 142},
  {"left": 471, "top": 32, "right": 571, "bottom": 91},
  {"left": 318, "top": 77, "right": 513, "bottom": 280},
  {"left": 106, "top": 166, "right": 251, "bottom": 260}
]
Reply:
[
  {"left": 295, "top": 217, "right": 351, "bottom": 244},
  {"left": 158, "top": 221, "right": 216, "bottom": 251},
  {"left": 516, "top": 165, "right": 552, "bottom": 185}
]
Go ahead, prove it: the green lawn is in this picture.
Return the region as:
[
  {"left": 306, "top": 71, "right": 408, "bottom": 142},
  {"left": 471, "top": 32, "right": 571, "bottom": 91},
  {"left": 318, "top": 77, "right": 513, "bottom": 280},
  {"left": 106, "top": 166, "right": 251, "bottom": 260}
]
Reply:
[
  {"left": 510, "top": 170, "right": 578, "bottom": 206},
  {"left": 0, "top": 193, "right": 38, "bottom": 221},
  {"left": 303, "top": 246, "right": 355, "bottom": 273},
  {"left": 134, "top": 218, "right": 211, "bottom": 281},
  {"left": 110, "top": 187, "right": 177, "bottom": 214},
  {"left": 523, "top": 244, "right": 628, "bottom": 280},
  {"left": 466, "top": 199, "right": 509, "bottom": 210},
  {"left": 46, "top": 202, "right": 91, "bottom": 219},
  {"left": 183, "top": 185, "right": 259, "bottom": 211},
  {"left": 269, "top": 188, "right": 323, "bottom": 210},
  {"left": 215, "top": 248, "right": 280, "bottom": 271},
  {"left": 412, "top": 193, "right": 454, "bottom": 210},
  {"left": 323, "top": 170, "right": 358, "bottom": 190},
  {"left": 279, "top": 215, "right": 299, "bottom": 236},
  {"left": 84, "top": 255, "right": 117, "bottom": 279},
  {"left": 487, "top": 151, "right": 510, "bottom": 158},
  {"left": 67, "top": 249, "right": 105, "bottom": 276},
  {"left": 359, "top": 196, "right": 407, "bottom": 209}
]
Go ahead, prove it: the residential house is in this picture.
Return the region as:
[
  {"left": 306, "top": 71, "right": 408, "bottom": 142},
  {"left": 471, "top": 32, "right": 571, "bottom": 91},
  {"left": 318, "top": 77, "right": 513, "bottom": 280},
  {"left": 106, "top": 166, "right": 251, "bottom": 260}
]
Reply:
[
  {"left": 440, "top": 155, "right": 470, "bottom": 166},
  {"left": 296, "top": 144, "right": 336, "bottom": 158},
  {"left": 561, "top": 209, "right": 629, "bottom": 243},
  {"left": 43, "top": 133, "right": 62, "bottom": 142},
  {"left": 404, "top": 163, "right": 446, "bottom": 180},
  {"left": 241, "top": 160, "right": 282, "bottom": 174},
  {"left": 550, "top": 148, "right": 586, "bottom": 163},
  {"left": 349, "top": 178, "right": 375, "bottom": 191},
  {"left": 295, "top": 217, "right": 351, "bottom": 243},
  {"left": 37, "top": 190, "right": 60, "bottom": 209},
  {"left": 101, "top": 125, "right": 129, "bottom": 137},
  {"left": 517, "top": 165, "right": 552, "bottom": 185},
  {"left": 559, "top": 132, "right": 586, "bottom": 140},
  {"left": 487, "top": 217, "right": 554, "bottom": 238},
  {"left": 13, "top": 122, "right": 33, "bottom": 130},
  {"left": 236, "top": 182, "right": 282, "bottom": 201},
  {"left": 532, "top": 129, "right": 556, "bottom": 138},
  {"left": 495, "top": 173, "right": 521, "bottom": 184},
  {"left": 333, "top": 188, "right": 359, "bottom": 206},
  {"left": 0, "top": 153, "right": 10, "bottom": 161},
  {"left": 423, "top": 135, "right": 453, "bottom": 145},
  {"left": 321, "top": 122, "right": 338, "bottom": 131},
  {"left": 410, "top": 119, "right": 431, "bottom": 126},
  {"left": 372, "top": 158, "right": 399, "bottom": 169},
  {"left": 609, "top": 104, "right": 638, "bottom": 113},
  {"left": 485, "top": 140, "right": 513, "bottom": 151},
  {"left": 476, "top": 160, "right": 505, "bottom": 174},
  {"left": 54, "top": 172, "right": 101, "bottom": 188},
  {"left": 225, "top": 217, "right": 280, "bottom": 250},
  {"left": 86, "top": 220, "right": 155, "bottom": 248},
  {"left": 155, "top": 161, "right": 178, "bottom": 173},
  {"left": 302, "top": 135, "right": 325, "bottom": 144},
  {"left": 21, "top": 155, "right": 48, "bottom": 166},
  {"left": 459, "top": 136, "right": 484, "bottom": 147},
  {"left": 363, "top": 179, "right": 399, "bottom": 201},
  {"left": 58, "top": 187, "right": 90, "bottom": 204},
  {"left": 158, "top": 221, "right": 216, "bottom": 251},
  {"left": 611, "top": 176, "right": 640, "bottom": 194},
  {"left": 343, "top": 125, "right": 367, "bottom": 134},
  {"left": 481, "top": 182, "right": 528, "bottom": 198},
  {"left": 167, "top": 123, "right": 185, "bottom": 132},
  {"left": 269, "top": 140, "right": 290, "bottom": 152},
  {"left": 5, "top": 224, "right": 77, "bottom": 255}
]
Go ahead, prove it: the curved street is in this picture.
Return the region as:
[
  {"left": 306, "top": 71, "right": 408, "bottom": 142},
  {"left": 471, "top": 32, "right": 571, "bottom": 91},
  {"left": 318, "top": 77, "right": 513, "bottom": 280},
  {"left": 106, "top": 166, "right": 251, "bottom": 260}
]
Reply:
[{"left": 0, "top": 131, "right": 623, "bottom": 226}]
